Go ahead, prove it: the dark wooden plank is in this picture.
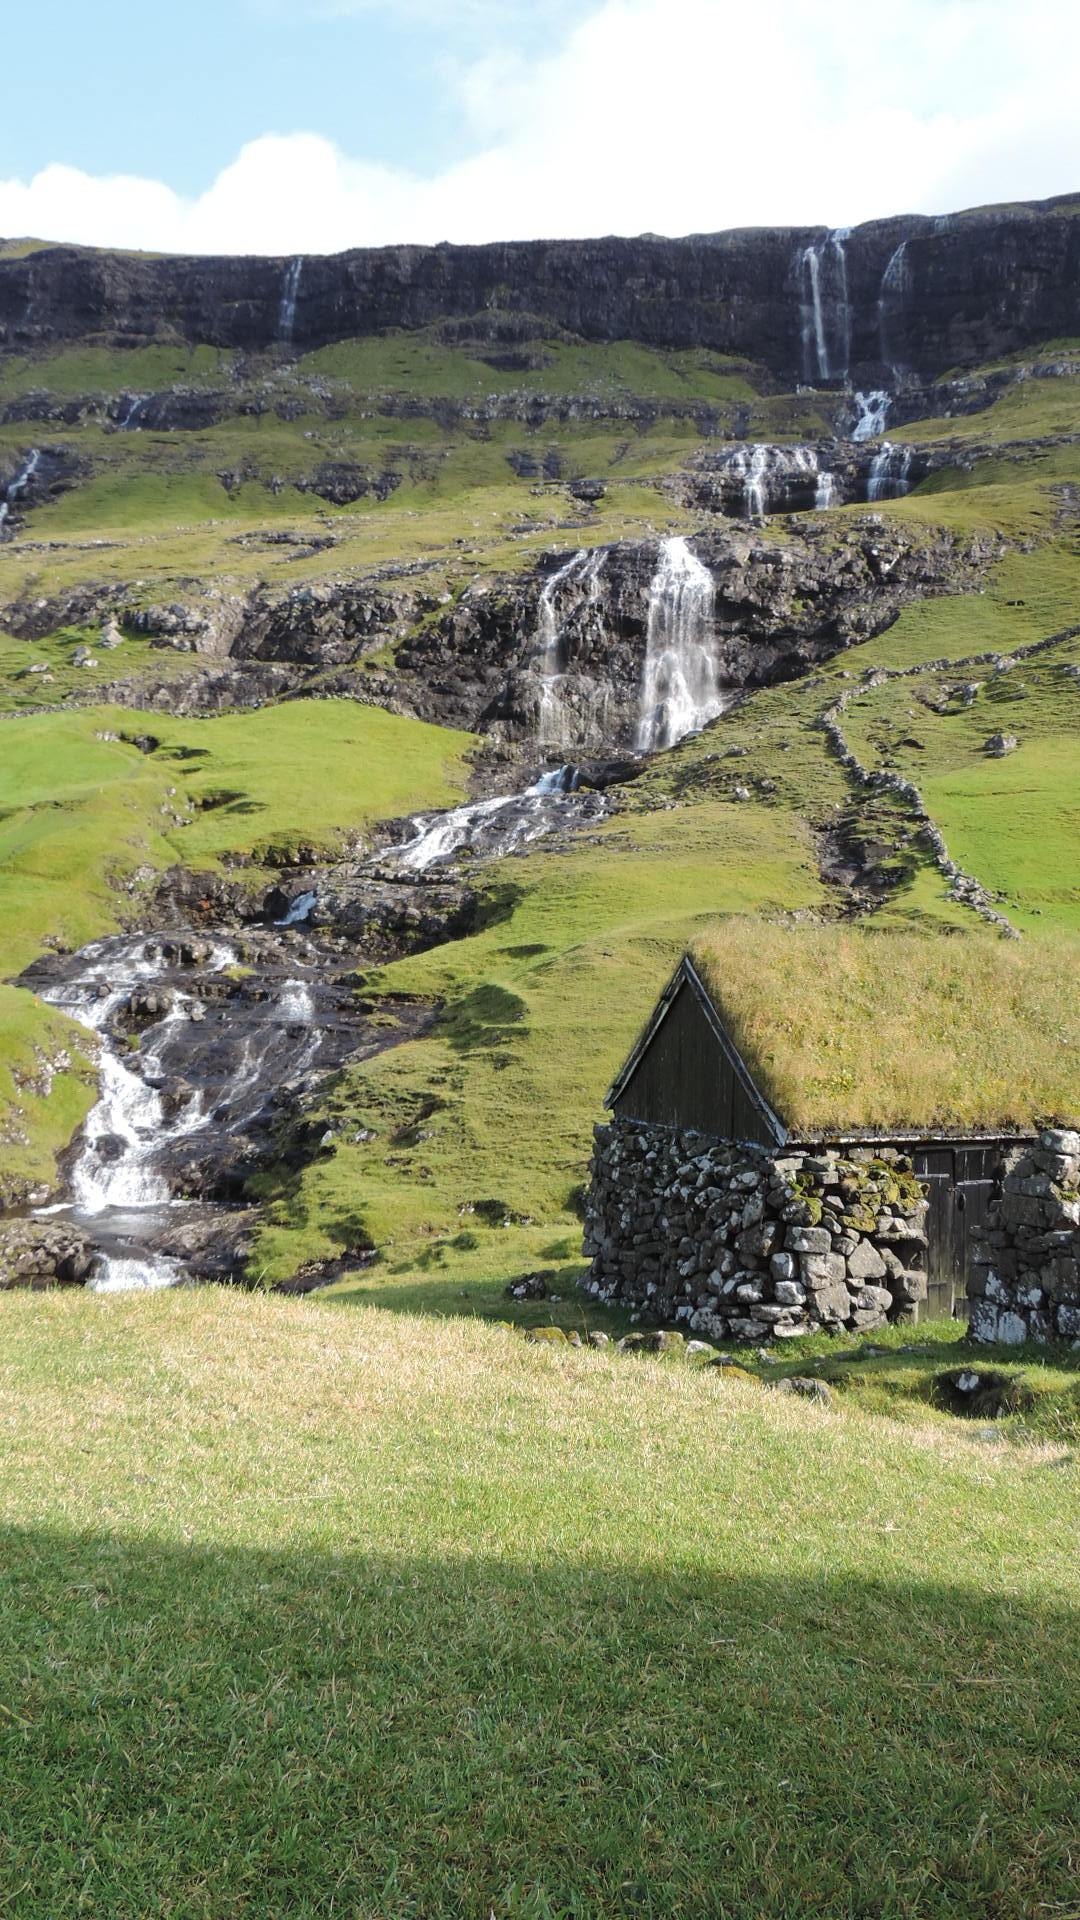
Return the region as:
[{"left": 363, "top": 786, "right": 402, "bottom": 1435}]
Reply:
[
  {"left": 913, "top": 1147, "right": 956, "bottom": 1320},
  {"left": 614, "top": 979, "right": 776, "bottom": 1145}
]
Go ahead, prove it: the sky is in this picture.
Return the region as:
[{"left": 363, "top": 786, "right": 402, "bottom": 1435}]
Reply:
[{"left": 2, "top": 0, "right": 1079, "bottom": 254}]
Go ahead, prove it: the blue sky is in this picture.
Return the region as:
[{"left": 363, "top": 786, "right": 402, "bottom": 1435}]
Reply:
[
  {"left": 2, "top": 1, "right": 588, "bottom": 188},
  {"left": 1, "top": 0, "right": 1078, "bottom": 253}
]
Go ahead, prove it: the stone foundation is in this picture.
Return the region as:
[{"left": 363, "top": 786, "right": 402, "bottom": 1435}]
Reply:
[
  {"left": 970, "top": 1129, "right": 1080, "bottom": 1345},
  {"left": 581, "top": 1119, "right": 928, "bottom": 1342}
]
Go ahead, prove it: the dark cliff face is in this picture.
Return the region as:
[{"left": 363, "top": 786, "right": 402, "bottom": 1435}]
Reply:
[{"left": 3, "top": 195, "right": 1080, "bottom": 383}]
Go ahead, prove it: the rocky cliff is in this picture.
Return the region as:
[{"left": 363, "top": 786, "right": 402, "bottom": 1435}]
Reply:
[{"left": 4, "top": 194, "right": 1080, "bottom": 383}]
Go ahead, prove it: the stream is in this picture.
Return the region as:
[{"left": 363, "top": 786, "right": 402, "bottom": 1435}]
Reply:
[{"left": 25, "top": 761, "right": 608, "bottom": 1291}]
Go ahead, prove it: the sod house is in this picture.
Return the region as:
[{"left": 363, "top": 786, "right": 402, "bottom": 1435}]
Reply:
[{"left": 581, "top": 928, "right": 1080, "bottom": 1345}]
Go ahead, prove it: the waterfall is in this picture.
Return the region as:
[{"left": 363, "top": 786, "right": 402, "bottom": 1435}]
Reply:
[
  {"left": 734, "top": 445, "right": 771, "bottom": 521},
  {"left": 878, "top": 241, "right": 910, "bottom": 372},
  {"left": 534, "top": 547, "right": 605, "bottom": 747},
  {"left": 278, "top": 256, "right": 304, "bottom": 344},
  {"left": 722, "top": 445, "right": 830, "bottom": 519},
  {"left": 867, "top": 443, "right": 913, "bottom": 501},
  {"left": 532, "top": 765, "right": 580, "bottom": 794},
  {"left": 536, "top": 548, "right": 585, "bottom": 746},
  {"left": 118, "top": 394, "right": 147, "bottom": 431},
  {"left": 394, "top": 774, "right": 590, "bottom": 872},
  {"left": 276, "top": 889, "right": 317, "bottom": 928},
  {"left": 814, "top": 470, "right": 836, "bottom": 510},
  {"left": 829, "top": 228, "right": 852, "bottom": 380},
  {"left": 801, "top": 244, "right": 830, "bottom": 381},
  {"left": 852, "top": 390, "right": 891, "bottom": 443},
  {"left": 799, "top": 230, "right": 851, "bottom": 383},
  {"left": 0, "top": 447, "right": 41, "bottom": 534},
  {"left": 636, "top": 537, "right": 724, "bottom": 753}
]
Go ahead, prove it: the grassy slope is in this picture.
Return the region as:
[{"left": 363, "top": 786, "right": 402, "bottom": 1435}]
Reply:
[
  {"left": 1, "top": 1288, "right": 1078, "bottom": 1920},
  {"left": 4, "top": 335, "right": 1080, "bottom": 1249},
  {"left": 260, "top": 528, "right": 1080, "bottom": 1291},
  {"left": 251, "top": 796, "right": 823, "bottom": 1283}
]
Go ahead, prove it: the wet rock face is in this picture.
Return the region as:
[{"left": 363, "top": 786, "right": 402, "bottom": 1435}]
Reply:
[
  {"left": 4, "top": 198, "right": 1080, "bottom": 381},
  {"left": 0, "top": 1221, "right": 95, "bottom": 1289},
  {"left": 581, "top": 1119, "right": 929, "bottom": 1342},
  {"left": 394, "top": 522, "right": 996, "bottom": 749}
]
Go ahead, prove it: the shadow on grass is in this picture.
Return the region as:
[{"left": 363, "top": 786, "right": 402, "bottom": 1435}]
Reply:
[
  {"left": 328, "top": 1265, "right": 626, "bottom": 1337},
  {"left": 3, "top": 1530, "right": 1079, "bottom": 1917},
  {"left": 440, "top": 983, "right": 528, "bottom": 1055}
]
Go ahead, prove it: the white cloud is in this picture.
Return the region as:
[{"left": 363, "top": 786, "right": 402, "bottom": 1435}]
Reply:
[{"left": 2, "top": 0, "right": 1079, "bottom": 253}]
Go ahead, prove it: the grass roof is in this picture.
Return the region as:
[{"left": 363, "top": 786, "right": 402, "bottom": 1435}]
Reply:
[{"left": 689, "top": 922, "right": 1080, "bottom": 1137}]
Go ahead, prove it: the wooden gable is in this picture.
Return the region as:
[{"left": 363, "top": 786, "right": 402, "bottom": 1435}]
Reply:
[{"left": 607, "top": 958, "right": 786, "bottom": 1148}]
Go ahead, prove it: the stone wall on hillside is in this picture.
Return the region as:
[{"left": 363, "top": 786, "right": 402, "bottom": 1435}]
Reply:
[
  {"left": 581, "top": 1119, "right": 929, "bottom": 1341},
  {"left": 970, "top": 1129, "right": 1080, "bottom": 1345}
]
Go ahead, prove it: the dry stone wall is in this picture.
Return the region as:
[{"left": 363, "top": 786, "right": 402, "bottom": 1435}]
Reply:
[
  {"left": 582, "top": 1119, "right": 929, "bottom": 1341},
  {"left": 970, "top": 1129, "right": 1080, "bottom": 1345}
]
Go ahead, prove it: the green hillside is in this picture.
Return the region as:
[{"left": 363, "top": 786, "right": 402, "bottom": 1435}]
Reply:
[{"left": 4, "top": 255, "right": 1080, "bottom": 1920}]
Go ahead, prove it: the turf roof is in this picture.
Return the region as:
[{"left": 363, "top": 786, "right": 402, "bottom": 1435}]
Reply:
[{"left": 685, "top": 922, "right": 1080, "bottom": 1138}]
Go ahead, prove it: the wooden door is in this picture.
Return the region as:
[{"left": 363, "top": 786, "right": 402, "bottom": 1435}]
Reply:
[
  {"left": 953, "top": 1145, "right": 999, "bottom": 1319},
  {"left": 912, "top": 1147, "right": 962, "bottom": 1320}
]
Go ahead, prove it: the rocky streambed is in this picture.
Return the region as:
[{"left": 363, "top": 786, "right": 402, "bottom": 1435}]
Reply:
[{"left": 4, "top": 763, "right": 610, "bottom": 1293}]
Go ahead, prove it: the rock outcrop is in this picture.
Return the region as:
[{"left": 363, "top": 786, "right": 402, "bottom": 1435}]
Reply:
[
  {"left": 4, "top": 195, "right": 1080, "bottom": 383},
  {"left": 395, "top": 521, "right": 997, "bottom": 748}
]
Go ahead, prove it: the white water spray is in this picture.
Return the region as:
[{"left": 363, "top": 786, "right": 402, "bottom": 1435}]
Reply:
[
  {"left": 535, "top": 548, "right": 605, "bottom": 747},
  {"left": 799, "top": 230, "right": 851, "bottom": 383},
  {"left": 636, "top": 537, "right": 724, "bottom": 752},
  {"left": 276, "top": 889, "right": 316, "bottom": 928},
  {"left": 0, "top": 447, "right": 41, "bottom": 534},
  {"left": 867, "top": 443, "right": 913, "bottom": 501},
  {"left": 852, "top": 390, "right": 891, "bottom": 443},
  {"left": 878, "top": 242, "right": 910, "bottom": 373},
  {"left": 279, "top": 256, "right": 304, "bottom": 343},
  {"left": 814, "top": 470, "right": 836, "bottom": 510}
]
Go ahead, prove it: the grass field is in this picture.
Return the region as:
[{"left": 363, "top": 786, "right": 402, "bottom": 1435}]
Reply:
[
  {"left": 1, "top": 1288, "right": 1078, "bottom": 1919},
  {"left": 5, "top": 274, "right": 1080, "bottom": 1920}
]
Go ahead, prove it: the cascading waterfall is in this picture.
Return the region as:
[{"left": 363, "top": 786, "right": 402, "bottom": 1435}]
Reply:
[
  {"left": 878, "top": 241, "right": 910, "bottom": 373},
  {"left": 814, "top": 470, "right": 836, "bottom": 510},
  {"left": 35, "top": 936, "right": 328, "bottom": 1291},
  {"left": 724, "top": 445, "right": 833, "bottom": 520},
  {"left": 117, "top": 394, "right": 147, "bottom": 431},
  {"left": 799, "top": 229, "right": 851, "bottom": 383},
  {"left": 801, "top": 244, "right": 829, "bottom": 381},
  {"left": 534, "top": 549, "right": 599, "bottom": 748},
  {"left": 394, "top": 767, "right": 590, "bottom": 873},
  {"left": 829, "top": 228, "right": 852, "bottom": 379},
  {"left": 636, "top": 536, "right": 724, "bottom": 752},
  {"left": 276, "top": 889, "right": 316, "bottom": 928},
  {"left": 852, "top": 390, "right": 891, "bottom": 442},
  {"left": 867, "top": 443, "right": 913, "bottom": 501},
  {"left": 736, "top": 445, "right": 771, "bottom": 521},
  {"left": 278, "top": 255, "right": 304, "bottom": 343},
  {"left": 0, "top": 447, "right": 41, "bottom": 534}
]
